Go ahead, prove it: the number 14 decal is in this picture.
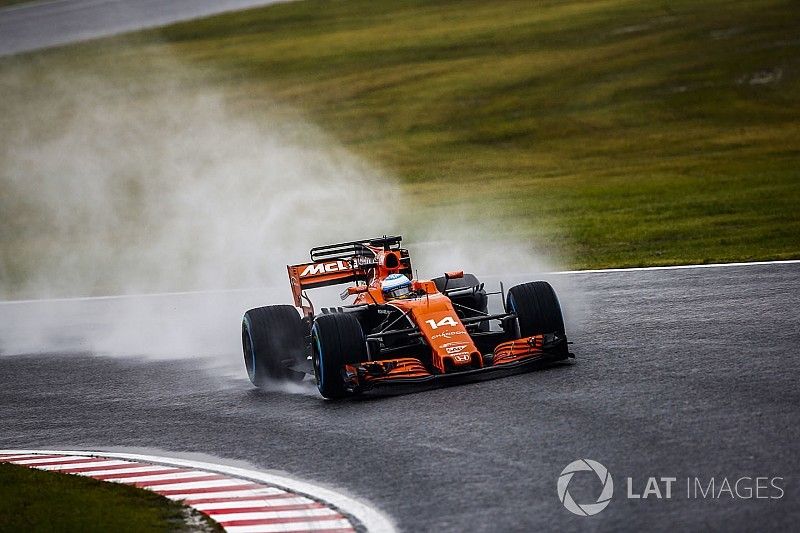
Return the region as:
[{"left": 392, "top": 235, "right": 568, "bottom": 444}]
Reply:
[{"left": 425, "top": 316, "right": 458, "bottom": 329}]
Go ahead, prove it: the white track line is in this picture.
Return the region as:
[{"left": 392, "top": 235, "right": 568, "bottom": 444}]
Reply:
[
  {"left": 1, "top": 259, "right": 797, "bottom": 305},
  {"left": 550, "top": 259, "right": 800, "bottom": 275},
  {"left": 0, "top": 287, "right": 265, "bottom": 304},
  {"left": 0, "top": 453, "right": 61, "bottom": 460},
  {"left": 0, "top": 449, "right": 396, "bottom": 533}
]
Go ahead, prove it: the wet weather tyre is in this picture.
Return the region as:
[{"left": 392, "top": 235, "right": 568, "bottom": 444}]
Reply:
[
  {"left": 312, "top": 313, "right": 367, "bottom": 400},
  {"left": 242, "top": 305, "right": 305, "bottom": 387},
  {"left": 506, "top": 281, "right": 566, "bottom": 340}
]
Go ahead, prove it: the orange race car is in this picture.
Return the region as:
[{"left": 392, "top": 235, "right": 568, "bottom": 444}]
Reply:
[{"left": 242, "top": 236, "right": 573, "bottom": 399}]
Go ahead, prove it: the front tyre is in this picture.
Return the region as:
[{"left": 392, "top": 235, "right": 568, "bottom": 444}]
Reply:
[
  {"left": 506, "top": 281, "right": 568, "bottom": 354},
  {"left": 312, "top": 313, "right": 368, "bottom": 399},
  {"left": 242, "top": 305, "right": 305, "bottom": 387}
]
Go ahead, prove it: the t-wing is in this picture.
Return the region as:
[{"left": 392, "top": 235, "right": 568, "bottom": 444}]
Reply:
[{"left": 287, "top": 236, "right": 412, "bottom": 310}]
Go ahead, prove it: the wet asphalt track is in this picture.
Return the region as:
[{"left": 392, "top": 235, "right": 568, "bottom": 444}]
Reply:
[
  {"left": 1, "top": 263, "right": 798, "bottom": 531},
  {"left": 0, "top": 0, "right": 289, "bottom": 56},
  {"left": 3, "top": 3, "right": 797, "bottom": 530}
]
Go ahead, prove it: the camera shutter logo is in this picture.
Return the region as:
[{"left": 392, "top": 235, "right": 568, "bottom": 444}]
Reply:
[{"left": 557, "top": 459, "right": 614, "bottom": 516}]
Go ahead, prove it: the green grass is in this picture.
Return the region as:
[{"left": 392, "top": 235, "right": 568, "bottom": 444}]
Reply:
[
  {"left": 4, "top": 0, "right": 800, "bottom": 268},
  {"left": 0, "top": 463, "right": 221, "bottom": 532},
  {"left": 0, "top": 0, "right": 31, "bottom": 7}
]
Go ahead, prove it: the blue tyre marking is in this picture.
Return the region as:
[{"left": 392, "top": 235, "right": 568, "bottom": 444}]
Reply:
[
  {"left": 508, "top": 294, "right": 520, "bottom": 337},
  {"left": 312, "top": 323, "right": 324, "bottom": 390},
  {"left": 244, "top": 316, "right": 256, "bottom": 381}
]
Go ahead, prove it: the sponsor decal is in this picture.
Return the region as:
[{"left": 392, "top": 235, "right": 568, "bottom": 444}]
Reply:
[
  {"left": 425, "top": 316, "right": 458, "bottom": 330},
  {"left": 430, "top": 330, "right": 467, "bottom": 340},
  {"left": 300, "top": 260, "right": 350, "bottom": 277},
  {"left": 441, "top": 342, "right": 468, "bottom": 354}
]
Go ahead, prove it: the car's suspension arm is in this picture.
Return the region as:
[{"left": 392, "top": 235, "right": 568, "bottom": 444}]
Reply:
[{"left": 365, "top": 312, "right": 514, "bottom": 340}]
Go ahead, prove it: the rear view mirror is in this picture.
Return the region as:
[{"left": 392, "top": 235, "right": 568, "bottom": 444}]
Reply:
[
  {"left": 347, "top": 285, "right": 369, "bottom": 295},
  {"left": 341, "top": 285, "right": 368, "bottom": 300}
]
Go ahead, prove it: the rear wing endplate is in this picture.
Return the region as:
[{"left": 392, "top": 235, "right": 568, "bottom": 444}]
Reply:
[{"left": 287, "top": 260, "right": 369, "bottom": 307}]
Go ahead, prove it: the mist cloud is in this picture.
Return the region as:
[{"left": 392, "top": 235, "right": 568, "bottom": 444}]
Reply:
[
  {"left": 0, "top": 54, "right": 401, "bottom": 300},
  {"left": 0, "top": 49, "right": 569, "bottom": 364}
]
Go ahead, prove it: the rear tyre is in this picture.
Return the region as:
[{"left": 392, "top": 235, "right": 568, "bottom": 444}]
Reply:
[
  {"left": 506, "top": 281, "right": 567, "bottom": 351},
  {"left": 242, "top": 305, "right": 305, "bottom": 387},
  {"left": 312, "top": 313, "right": 368, "bottom": 400},
  {"left": 433, "top": 272, "right": 489, "bottom": 331},
  {"left": 432, "top": 273, "right": 488, "bottom": 313}
]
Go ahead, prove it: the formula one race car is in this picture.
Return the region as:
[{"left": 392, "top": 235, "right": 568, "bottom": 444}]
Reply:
[{"left": 242, "top": 236, "right": 573, "bottom": 399}]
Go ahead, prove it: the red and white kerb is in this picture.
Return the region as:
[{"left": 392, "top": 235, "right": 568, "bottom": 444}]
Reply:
[{"left": 0, "top": 452, "right": 357, "bottom": 532}]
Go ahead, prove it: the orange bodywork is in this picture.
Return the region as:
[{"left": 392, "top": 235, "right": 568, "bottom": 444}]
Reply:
[
  {"left": 346, "top": 273, "right": 482, "bottom": 374},
  {"left": 344, "top": 358, "right": 431, "bottom": 387},
  {"left": 492, "top": 335, "right": 549, "bottom": 365},
  {"left": 349, "top": 334, "right": 549, "bottom": 387},
  {"left": 288, "top": 238, "right": 559, "bottom": 391},
  {"left": 386, "top": 288, "right": 482, "bottom": 373}
]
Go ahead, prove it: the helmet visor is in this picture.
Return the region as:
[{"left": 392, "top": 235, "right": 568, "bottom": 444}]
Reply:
[{"left": 386, "top": 284, "right": 411, "bottom": 299}]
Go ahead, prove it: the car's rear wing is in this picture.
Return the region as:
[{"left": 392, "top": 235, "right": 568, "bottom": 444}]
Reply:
[
  {"left": 287, "top": 236, "right": 412, "bottom": 309},
  {"left": 310, "top": 235, "right": 403, "bottom": 262},
  {"left": 287, "top": 260, "right": 368, "bottom": 307}
]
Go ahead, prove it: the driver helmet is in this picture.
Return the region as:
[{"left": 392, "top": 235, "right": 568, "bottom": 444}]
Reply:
[{"left": 381, "top": 273, "right": 412, "bottom": 299}]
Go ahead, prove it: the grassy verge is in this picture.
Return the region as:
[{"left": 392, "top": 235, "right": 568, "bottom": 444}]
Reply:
[
  {"left": 3, "top": 0, "right": 800, "bottom": 269},
  {"left": 0, "top": 463, "right": 221, "bottom": 532}
]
